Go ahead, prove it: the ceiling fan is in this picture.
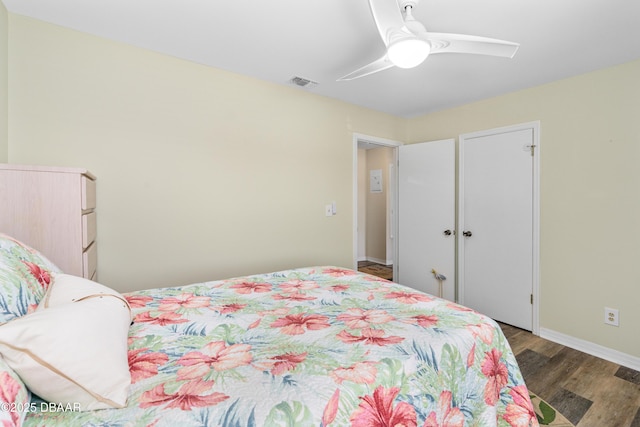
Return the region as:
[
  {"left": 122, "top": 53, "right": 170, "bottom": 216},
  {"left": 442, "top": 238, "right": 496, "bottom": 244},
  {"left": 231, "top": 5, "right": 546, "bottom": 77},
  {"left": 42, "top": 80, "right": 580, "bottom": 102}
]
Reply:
[{"left": 338, "top": 0, "right": 519, "bottom": 81}]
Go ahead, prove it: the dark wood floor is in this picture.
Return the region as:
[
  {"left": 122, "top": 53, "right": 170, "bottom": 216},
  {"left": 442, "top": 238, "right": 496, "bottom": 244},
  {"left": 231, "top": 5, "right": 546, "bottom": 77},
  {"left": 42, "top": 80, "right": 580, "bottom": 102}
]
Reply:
[
  {"left": 357, "top": 262, "right": 640, "bottom": 427},
  {"left": 357, "top": 260, "right": 393, "bottom": 280},
  {"left": 500, "top": 323, "right": 640, "bottom": 427}
]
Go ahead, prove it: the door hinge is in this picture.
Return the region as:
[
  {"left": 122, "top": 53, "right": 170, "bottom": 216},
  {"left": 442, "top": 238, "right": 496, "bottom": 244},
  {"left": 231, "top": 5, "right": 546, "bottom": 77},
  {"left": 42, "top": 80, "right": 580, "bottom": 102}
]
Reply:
[
  {"left": 530, "top": 294, "right": 533, "bottom": 304},
  {"left": 526, "top": 145, "right": 536, "bottom": 156}
]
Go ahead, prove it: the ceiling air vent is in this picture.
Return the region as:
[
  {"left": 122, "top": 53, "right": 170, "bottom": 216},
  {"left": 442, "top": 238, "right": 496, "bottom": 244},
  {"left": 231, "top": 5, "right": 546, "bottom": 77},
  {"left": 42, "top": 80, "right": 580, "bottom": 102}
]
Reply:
[{"left": 288, "top": 76, "right": 318, "bottom": 89}]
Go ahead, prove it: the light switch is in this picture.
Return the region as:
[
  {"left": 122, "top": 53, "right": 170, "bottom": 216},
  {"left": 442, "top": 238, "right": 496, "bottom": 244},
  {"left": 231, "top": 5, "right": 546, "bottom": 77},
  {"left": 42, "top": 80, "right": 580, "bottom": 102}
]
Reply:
[{"left": 325, "top": 204, "right": 333, "bottom": 216}]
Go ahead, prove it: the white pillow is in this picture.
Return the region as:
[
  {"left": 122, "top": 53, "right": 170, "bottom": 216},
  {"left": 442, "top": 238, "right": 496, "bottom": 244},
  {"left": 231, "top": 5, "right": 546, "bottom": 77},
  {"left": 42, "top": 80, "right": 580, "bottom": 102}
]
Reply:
[{"left": 0, "top": 275, "right": 132, "bottom": 411}]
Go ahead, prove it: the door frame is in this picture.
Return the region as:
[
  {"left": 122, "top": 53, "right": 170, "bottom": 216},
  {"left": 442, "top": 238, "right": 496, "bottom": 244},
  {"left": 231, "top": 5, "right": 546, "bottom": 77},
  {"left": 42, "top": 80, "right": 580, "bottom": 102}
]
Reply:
[
  {"left": 352, "top": 133, "right": 402, "bottom": 279},
  {"left": 458, "top": 121, "right": 540, "bottom": 335}
]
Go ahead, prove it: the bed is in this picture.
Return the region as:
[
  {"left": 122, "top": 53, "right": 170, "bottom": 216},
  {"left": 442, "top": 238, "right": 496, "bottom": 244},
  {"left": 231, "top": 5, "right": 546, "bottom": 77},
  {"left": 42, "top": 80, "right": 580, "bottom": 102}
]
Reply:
[{"left": 0, "top": 233, "right": 538, "bottom": 427}]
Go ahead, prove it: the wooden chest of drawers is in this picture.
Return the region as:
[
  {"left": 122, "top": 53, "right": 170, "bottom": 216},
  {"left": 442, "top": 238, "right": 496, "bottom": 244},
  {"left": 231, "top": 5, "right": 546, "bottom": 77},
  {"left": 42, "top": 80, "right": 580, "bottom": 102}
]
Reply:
[{"left": 0, "top": 164, "right": 97, "bottom": 279}]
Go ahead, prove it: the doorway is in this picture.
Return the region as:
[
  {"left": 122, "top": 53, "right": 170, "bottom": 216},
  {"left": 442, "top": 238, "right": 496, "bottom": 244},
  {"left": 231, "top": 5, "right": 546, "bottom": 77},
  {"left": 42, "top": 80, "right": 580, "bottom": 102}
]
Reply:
[{"left": 352, "top": 134, "right": 401, "bottom": 280}]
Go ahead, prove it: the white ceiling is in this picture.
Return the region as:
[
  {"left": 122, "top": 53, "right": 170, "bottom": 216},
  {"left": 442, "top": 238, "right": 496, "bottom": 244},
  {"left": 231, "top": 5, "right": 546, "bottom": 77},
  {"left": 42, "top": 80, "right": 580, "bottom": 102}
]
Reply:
[{"left": 4, "top": 0, "right": 640, "bottom": 118}]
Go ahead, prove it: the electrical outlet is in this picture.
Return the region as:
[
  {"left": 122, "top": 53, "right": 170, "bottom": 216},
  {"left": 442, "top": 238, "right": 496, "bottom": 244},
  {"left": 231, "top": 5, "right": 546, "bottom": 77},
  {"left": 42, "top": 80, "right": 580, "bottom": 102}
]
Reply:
[{"left": 604, "top": 307, "right": 619, "bottom": 326}]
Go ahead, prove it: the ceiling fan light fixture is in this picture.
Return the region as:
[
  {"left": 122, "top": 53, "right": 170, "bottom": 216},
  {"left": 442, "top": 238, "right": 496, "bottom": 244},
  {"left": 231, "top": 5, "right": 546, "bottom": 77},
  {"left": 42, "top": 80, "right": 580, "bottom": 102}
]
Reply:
[{"left": 387, "top": 37, "right": 430, "bottom": 68}]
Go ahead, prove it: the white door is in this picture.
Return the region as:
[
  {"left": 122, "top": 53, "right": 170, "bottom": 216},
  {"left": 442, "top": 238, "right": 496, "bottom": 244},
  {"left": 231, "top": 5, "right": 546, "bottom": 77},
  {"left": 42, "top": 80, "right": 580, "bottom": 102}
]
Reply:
[
  {"left": 458, "top": 124, "right": 538, "bottom": 331},
  {"left": 397, "top": 139, "right": 456, "bottom": 301}
]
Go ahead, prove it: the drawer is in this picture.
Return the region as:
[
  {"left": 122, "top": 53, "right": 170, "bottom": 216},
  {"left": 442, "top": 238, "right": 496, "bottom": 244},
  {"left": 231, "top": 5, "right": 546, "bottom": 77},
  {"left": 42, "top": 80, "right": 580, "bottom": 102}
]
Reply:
[
  {"left": 83, "top": 241, "right": 97, "bottom": 279},
  {"left": 82, "top": 211, "right": 97, "bottom": 249},
  {"left": 81, "top": 176, "right": 96, "bottom": 211}
]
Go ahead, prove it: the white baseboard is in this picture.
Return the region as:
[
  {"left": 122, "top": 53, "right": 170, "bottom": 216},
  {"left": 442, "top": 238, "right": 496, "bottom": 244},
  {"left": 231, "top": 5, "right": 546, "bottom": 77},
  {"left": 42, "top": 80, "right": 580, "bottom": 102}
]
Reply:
[{"left": 539, "top": 327, "right": 640, "bottom": 371}]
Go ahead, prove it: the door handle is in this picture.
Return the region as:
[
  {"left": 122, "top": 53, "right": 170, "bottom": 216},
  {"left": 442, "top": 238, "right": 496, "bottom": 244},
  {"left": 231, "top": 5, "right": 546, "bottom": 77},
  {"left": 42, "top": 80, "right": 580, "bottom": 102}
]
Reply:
[
  {"left": 463, "top": 230, "right": 473, "bottom": 237},
  {"left": 443, "top": 229, "right": 454, "bottom": 236}
]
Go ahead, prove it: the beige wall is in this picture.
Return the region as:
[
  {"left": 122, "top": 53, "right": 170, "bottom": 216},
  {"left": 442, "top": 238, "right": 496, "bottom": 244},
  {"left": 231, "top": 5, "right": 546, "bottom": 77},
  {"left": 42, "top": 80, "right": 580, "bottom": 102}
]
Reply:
[
  {"left": 408, "top": 59, "right": 640, "bottom": 358},
  {"left": 7, "top": 14, "right": 406, "bottom": 291},
  {"left": 0, "top": 2, "right": 7, "bottom": 162}
]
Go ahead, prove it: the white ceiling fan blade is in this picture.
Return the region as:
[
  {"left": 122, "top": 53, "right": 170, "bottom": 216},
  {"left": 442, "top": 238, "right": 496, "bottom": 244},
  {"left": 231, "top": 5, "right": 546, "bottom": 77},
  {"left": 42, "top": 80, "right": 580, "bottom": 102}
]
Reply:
[
  {"left": 369, "top": 0, "right": 408, "bottom": 47},
  {"left": 337, "top": 55, "right": 394, "bottom": 81},
  {"left": 426, "top": 32, "right": 520, "bottom": 58}
]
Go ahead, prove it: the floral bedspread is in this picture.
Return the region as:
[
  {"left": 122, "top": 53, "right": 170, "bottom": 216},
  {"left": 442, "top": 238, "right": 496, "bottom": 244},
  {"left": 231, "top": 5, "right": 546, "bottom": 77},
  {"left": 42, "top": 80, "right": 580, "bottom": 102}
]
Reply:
[{"left": 25, "top": 266, "right": 537, "bottom": 427}]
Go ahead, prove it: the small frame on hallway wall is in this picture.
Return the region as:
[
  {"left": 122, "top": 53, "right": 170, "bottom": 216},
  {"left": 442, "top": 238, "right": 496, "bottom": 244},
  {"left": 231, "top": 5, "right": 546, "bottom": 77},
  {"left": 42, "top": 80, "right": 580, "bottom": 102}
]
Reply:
[{"left": 370, "top": 169, "right": 383, "bottom": 193}]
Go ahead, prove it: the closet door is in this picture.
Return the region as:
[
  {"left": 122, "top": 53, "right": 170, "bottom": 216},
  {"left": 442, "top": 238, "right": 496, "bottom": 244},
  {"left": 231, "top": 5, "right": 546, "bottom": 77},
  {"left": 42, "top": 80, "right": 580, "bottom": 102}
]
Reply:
[
  {"left": 458, "top": 124, "right": 538, "bottom": 331},
  {"left": 397, "top": 139, "right": 455, "bottom": 301}
]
